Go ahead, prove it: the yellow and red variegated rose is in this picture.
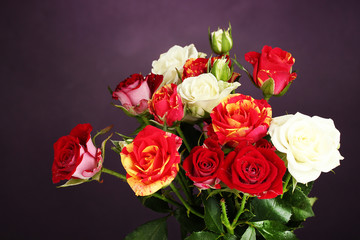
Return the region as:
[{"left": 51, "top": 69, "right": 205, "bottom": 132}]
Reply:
[
  {"left": 210, "top": 94, "right": 272, "bottom": 147},
  {"left": 148, "top": 84, "right": 184, "bottom": 127},
  {"left": 120, "top": 125, "right": 182, "bottom": 196},
  {"left": 182, "top": 58, "right": 208, "bottom": 80}
]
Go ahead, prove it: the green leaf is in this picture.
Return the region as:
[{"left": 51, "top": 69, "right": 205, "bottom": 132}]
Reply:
[
  {"left": 240, "top": 226, "right": 256, "bottom": 240},
  {"left": 282, "top": 188, "right": 315, "bottom": 221},
  {"left": 204, "top": 196, "right": 224, "bottom": 234},
  {"left": 138, "top": 195, "right": 172, "bottom": 213},
  {"left": 185, "top": 231, "right": 219, "bottom": 240},
  {"left": 251, "top": 197, "right": 292, "bottom": 224},
  {"left": 296, "top": 182, "right": 314, "bottom": 196},
  {"left": 252, "top": 221, "right": 298, "bottom": 240},
  {"left": 124, "top": 217, "right": 167, "bottom": 240},
  {"left": 174, "top": 208, "right": 205, "bottom": 234}
]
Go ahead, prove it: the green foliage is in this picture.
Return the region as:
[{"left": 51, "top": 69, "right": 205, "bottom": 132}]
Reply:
[
  {"left": 124, "top": 217, "right": 167, "bottom": 240},
  {"left": 204, "top": 196, "right": 224, "bottom": 234},
  {"left": 138, "top": 194, "right": 172, "bottom": 213},
  {"left": 185, "top": 231, "right": 219, "bottom": 240}
]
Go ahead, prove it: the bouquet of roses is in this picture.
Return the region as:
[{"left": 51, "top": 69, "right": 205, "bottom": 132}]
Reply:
[{"left": 51, "top": 24, "right": 343, "bottom": 240}]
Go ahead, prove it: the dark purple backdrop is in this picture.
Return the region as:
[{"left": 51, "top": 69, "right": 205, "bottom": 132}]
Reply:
[{"left": 2, "top": 0, "right": 359, "bottom": 239}]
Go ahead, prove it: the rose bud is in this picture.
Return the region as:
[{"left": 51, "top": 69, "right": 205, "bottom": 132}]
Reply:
[
  {"left": 210, "top": 94, "right": 272, "bottom": 147},
  {"left": 209, "top": 23, "right": 233, "bottom": 55},
  {"left": 183, "top": 138, "right": 224, "bottom": 190},
  {"left": 245, "top": 46, "right": 297, "bottom": 99},
  {"left": 52, "top": 124, "right": 103, "bottom": 184},
  {"left": 148, "top": 83, "right": 184, "bottom": 127},
  {"left": 219, "top": 142, "right": 286, "bottom": 199},
  {"left": 182, "top": 58, "right": 208, "bottom": 80},
  {"left": 120, "top": 125, "right": 182, "bottom": 196},
  {"left": 112, "top": 74, "right": 152, "bottom": 115},
  {"left": 211, "top": 57, "right": 232, "bottom": 81}
]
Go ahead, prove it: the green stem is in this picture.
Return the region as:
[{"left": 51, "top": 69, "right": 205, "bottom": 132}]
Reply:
[
  {"left": 152, "top": 192, "right": 183, "bottom": 208},
  {"left": 170, "top": 183, "right": 204, "bottom": 218},
  {"left": 140, "top": 115, "right": 151, "bottom": 126},
  {"left": 101, "top": 167, "right": 126, "bottom": 181},
  {"left": 231, "top": 194, "right": 248, "bottom": 228},
  {"left": 220, "top": 198, "right": 234, "bottom": 234},
  {"left": 175, "top": 125, "right": 192, "bottom": 153},
  {"left": 177, "top": 170, "right": 194, "bottom": 205}
]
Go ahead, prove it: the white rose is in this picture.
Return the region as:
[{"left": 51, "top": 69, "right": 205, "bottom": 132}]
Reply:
[
  {"left": 151, "top": 44, "right": 198, "bottom": 86},
  {"left": 177, "top": 73, "right": 240, "bottom": 120},
  {"left": 268, "top": 112, "right": 344, "bottom": 184}
]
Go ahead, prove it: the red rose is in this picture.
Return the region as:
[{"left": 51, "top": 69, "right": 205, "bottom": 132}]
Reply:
[
  {"left": 219, "top": 143, "right": 286, "bottom": 199},
  {"left": 245, "top": 46, "right": 297, "bottom": 96},
  {"left": 120, "top": 125, "right": 182, "bottom": 196},
  {"left": 255, "top": 138, "right": 276, "bottom": 151},
  {"left": 52, "top": 124, "right": 103, "bottom": 184},
  {"left": 210, "top": 94, "right": 272, "bottom": 147},
  {"left": 112, "top": 73, "right": 163, "bottom": 115},
  {"left": 182, "top": 58, "right": 208, "bottom": 80},
  {"left": 183, "top": 139, "right": 224, "bottom": 189},
  {"left": 148, "top": 84, "right": 184, "bottom": 127}
]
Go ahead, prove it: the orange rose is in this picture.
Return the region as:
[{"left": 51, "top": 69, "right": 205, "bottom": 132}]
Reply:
[
  {"left": 210, "top": 94, "right": 272, "bottom": 147},
  {"left": 120, "top": 125, "right": 182, "bottom": 196}
]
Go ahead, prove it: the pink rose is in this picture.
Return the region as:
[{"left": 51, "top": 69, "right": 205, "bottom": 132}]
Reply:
[
  {"left": 148, "top": 84, "right": 184, "bottom": 127},
  {"left": 112, "top": 73, "right": 163, "bottom": 115},
  {"left": 52, "top": 124, "right": 103, "bottom": 183}
]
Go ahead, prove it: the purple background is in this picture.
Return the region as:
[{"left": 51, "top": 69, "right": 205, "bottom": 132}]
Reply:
[{"left": 2, "top": 0, "right": 359, "bottom": 239}]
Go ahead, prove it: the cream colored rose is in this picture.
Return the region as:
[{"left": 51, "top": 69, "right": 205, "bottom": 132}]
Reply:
[
  {"left": 151, "top": 44, "right": 198, "bottom": 86},
  {"left": 268, "top": 112, "right": 344, "bottom": 184},
  {"left": 177, "top": 73, "right": 240, "bottom": 119}
]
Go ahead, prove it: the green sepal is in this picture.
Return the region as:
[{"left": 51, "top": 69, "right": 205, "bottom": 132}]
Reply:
[
  {"left": 203, "top": 196, "right": 224, "bottom": 234},
  {"left": 185, "top": 231, "right": 219, "bottom": 240},
  {"left": 110, "top": 140, "right": 122, "bottom": 154},
  {"left": 251, "top": 220, "right": 298, "bottom": 240},
  {"left": 124, "top": 217, "right": 167, "bottom": 240},
  {"left": 57, "top": 178, "right": 89, "bottom": 188},
  {"left": 91, "top": 125, "right": 113, "bottom": 145},
  {"left": 107, "top": 85, "right": 113, "bottom": 95},
  {"left": 260, "top": 78, "right": 275, "bottom": 100},
  {"left": 275, "top": 81, "right": 293, "bottom": 97},
  {"left": 111, "top": 103, "right": 136, "bottom": 117},
  {"left": 240, "top": 226, "right": 256, "bottom": 240},
  {"left": 232, "top": 58, "right": 254, "bottom": 83}
]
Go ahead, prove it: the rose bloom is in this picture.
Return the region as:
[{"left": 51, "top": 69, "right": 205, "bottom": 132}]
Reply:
[
  {"left": 177, "top": 73, "right": 240, "bottom": 120},
  {"left": 148, "top": 84, "right": 184, "bottom": 127},
  {"left": 52, "top": 124, "right": 103, "bottom": 183},
  {"left": 183, "top": 139, "right": 224, "bottom": 189},
  {"left": 182, "top": 58, "right": 208, "bottom": 80},
  {"left": 151, "top": 44, "right": 198, "bottom": 86},
  {"left": 210, "top": 94, "right": 272, "bottom": 147},
  {"left": 120, "top": 125, "right": 182, "bottom": 196},
  {"left": 219, "top": 143, "right": 286, "bottom": 199},
  {"left": 245, "top": 45, "right": 297, "bottom": 95},
  {"left": 112, "top": 73, "right": 163, "bottom": 115},
  {"left": 268, "top": 112, "right": 344, "bottom": 184}
]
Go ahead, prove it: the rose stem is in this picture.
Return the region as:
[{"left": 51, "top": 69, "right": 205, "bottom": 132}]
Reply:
[
  {"left": 220, "top": 198, "right": 234, "bottom": 234},
  {"left": 140, "top": 115, "right": 151, "bottom": 126},
  {"left": 169, "top": 183, "right": 204, "bottom": 218},
  {"left": 231, "top": 194, "right": 248, "bottom": 229},
  {"left": 101, "top": 167, "right": 126, "bottom": 181},
  {"left": 175, "top": 125, "right": 191, "bottom": 153},
  {"left": 176, "top": 169, "right": 194, "bottom": 205},
  {"left": 102, "top": 167, "right": 182, "bottom": 207},
  {"left": 152, "top": 192, "right": 183, "bottom": 208}
]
